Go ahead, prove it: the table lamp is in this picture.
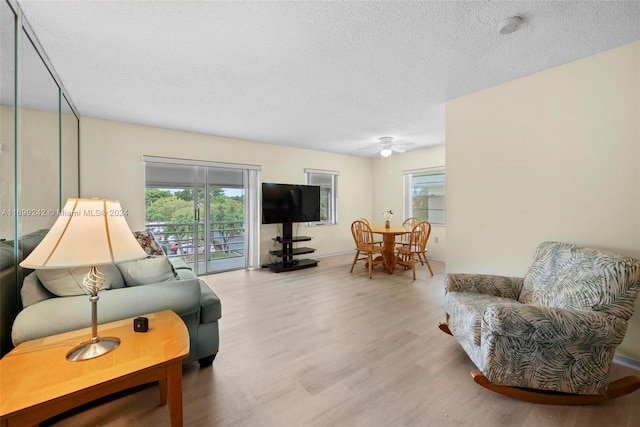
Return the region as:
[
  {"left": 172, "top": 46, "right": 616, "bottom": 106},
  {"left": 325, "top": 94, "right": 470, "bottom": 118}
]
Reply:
[{"left": 20, "top": 198, "right": 147, "bottom": 361}]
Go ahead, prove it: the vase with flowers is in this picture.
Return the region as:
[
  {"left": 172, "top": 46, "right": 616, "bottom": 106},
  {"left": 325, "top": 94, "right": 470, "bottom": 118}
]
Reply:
[{"left": 383, "top": 210, "right": 393, "bottom": 228}]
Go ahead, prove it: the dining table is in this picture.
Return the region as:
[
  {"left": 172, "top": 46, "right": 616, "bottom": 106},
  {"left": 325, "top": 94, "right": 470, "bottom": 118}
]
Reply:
[{"left": 369, "top": 224, "right": 410, "bottom": 273}]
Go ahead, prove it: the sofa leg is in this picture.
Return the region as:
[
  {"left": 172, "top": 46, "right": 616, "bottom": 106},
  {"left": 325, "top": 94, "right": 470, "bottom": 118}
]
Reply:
[{"left": 198, "top": 353, "right": 217, "bottom": 368}]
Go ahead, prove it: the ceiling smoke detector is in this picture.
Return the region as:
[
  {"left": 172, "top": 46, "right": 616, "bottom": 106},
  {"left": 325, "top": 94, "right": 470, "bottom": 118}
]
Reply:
[{"left": 498, "top": 16, "right": 524, "bottom": 35}]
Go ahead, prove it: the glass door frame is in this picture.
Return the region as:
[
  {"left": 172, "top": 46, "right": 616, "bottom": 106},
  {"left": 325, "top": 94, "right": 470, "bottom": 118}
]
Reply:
[{"left": 143, "top": 155, "right": 261, "bottom": 275}]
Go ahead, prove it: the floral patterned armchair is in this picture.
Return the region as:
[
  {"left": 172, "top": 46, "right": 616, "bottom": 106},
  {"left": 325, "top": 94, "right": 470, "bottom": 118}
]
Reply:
[{"left": 440, "top": 241, "right": 640, "bottom": 404}]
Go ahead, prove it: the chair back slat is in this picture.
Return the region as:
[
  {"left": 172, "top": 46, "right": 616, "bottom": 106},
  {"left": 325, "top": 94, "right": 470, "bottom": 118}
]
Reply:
[
  {"left": 409, "top": 221, "right": 431, "bottom": 251},
  {"left": 399, "top": 217, "right": 421, "bottom": 243},
  {"left": 351, "top": 220, "right": 377, "bottom": 250}
]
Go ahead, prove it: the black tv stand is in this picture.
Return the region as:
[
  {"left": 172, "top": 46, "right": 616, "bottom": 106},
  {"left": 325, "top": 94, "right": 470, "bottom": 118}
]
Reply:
[{"left": 268, "top": 222, "right": 318, "bottom": 273}]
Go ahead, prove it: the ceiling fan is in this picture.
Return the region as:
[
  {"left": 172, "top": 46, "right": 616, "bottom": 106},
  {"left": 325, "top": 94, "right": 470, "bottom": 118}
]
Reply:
[{"left": 372, "top": 136, "right": 414, "bottom": 157}]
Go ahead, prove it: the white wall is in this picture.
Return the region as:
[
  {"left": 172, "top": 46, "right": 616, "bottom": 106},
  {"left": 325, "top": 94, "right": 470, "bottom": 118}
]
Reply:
[
  {"left": 79, "top": 118, "right": 374, "bottom": 266},
  {"left": 446, "top": 41, "right": 640, "bottom": 359}
]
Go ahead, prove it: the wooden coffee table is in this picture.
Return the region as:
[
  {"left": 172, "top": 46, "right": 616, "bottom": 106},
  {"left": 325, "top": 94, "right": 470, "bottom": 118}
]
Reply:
[{"left": 0, "top": 310, "right": 189, "bottom": 427}]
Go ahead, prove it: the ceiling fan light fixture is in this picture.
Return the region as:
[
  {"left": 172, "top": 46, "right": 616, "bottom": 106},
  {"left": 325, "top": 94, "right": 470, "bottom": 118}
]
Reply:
[{"left": 380, "top": 148, "right": 393, "bottom": 157}]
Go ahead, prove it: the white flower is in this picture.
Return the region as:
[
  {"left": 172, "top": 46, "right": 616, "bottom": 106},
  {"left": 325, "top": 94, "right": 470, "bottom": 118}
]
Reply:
[{"left": 383, "top": 210, "right": 393, "bottom": 221}]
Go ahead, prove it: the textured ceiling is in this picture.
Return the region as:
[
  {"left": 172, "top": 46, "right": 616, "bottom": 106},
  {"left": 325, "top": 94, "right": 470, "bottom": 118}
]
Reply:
[{"left": 15, "top": 0, "right": 640, "bottom": 157}]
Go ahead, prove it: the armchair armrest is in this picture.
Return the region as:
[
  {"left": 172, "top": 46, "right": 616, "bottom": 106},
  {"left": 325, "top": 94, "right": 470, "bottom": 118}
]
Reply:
[
  {"left": 483, "top": 303, "right": 628, "bottom": 347},
  {"left": 445, "top": 273, "right": 523, "bottom": 300}
]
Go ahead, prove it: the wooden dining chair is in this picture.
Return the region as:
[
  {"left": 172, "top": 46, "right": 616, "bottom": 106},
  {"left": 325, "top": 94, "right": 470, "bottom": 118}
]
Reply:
[
  {"left": 396, "top": 217, "right": 424, "bottom": 261},
  {"left": 350, "top": 220, "right": 385, "bottom": 278},
  {"left": 357, "top": 217, "right": 382, "bottom": 245},
  {"left": 394, "top": 221, "right": 434, "bottom": 279}
]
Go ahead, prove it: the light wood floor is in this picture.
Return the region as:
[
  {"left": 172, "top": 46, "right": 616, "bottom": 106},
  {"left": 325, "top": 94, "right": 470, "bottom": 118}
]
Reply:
[{"left": 44, "top": 253, "right": 640, "bottom": 426}]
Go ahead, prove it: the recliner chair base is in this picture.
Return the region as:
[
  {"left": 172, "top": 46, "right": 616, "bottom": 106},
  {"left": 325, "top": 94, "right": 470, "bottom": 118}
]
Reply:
[
  {"left": 439, "top": 321, "right": 640, "bottom": 405},
  {"left": 471, "top": 370, "right": 640, "bottom": 405}
]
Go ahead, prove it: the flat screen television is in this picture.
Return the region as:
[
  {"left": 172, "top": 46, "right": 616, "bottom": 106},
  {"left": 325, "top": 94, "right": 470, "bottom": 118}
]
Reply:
[{"left": 262, "top": 183, "right": 321, "bottom": 224}]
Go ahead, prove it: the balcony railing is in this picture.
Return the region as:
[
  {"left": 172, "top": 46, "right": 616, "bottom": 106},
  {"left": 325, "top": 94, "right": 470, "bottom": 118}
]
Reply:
[{"left": 145, "top": 220, "right": 245, "bottom": 264}]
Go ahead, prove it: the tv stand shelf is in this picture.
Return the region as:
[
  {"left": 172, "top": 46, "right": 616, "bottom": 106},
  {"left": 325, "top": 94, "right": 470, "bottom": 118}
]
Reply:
[
  {"left": 268, "top": 223, "right": 317, "bottom": 273},
  {"left": 268, "top": 259, "right": 318, "bottom": 273},
  {"left": 272, "top": 236, "right": 312, "bottom": 244},
  {"left": 269, "top": 247, "right": 315, "bottom": 257}
]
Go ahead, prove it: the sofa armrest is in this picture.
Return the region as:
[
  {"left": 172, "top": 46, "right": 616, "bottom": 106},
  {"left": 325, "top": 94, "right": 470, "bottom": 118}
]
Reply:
[
  {"left": 482, "top": 303, "right": 628, "bottom": 347},
  {"left": 12, "top": 278, "right": 201, "bottom": 346},
  {"left": 445, "top": 273, "right": 523, "bottom": 300},
  {"left": 199, "top": 280, "right": 221, "bottom": 323}
]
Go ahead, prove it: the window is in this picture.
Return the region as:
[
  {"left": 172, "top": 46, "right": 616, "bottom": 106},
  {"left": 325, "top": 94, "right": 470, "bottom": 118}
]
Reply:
[
  {"left": 305, "top": 169, "right": 338, "bottom": 225},
  {"left": 143, "top": 156, "right": 261, "bottom": 273},
  {"left": 403, "top": 167, "right": 445, "bottom": 225}
]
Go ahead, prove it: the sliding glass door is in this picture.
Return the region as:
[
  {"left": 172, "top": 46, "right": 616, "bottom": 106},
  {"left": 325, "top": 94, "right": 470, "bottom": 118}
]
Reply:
[{"left": 143, "top": 156, "right": 260, "bottom": 275}]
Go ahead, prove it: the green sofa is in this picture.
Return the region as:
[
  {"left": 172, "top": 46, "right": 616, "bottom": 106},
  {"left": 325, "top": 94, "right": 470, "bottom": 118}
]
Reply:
[
  {"left": 0, "top": 229, "right": 50, "bottom": 357},
  {"left": 5, "top": 230, "right": 221, "bottom": 367}
]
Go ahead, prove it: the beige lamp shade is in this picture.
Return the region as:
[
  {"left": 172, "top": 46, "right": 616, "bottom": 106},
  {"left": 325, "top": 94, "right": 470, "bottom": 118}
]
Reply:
[{"left": 20, "top": 198, "right": 147, "bottom": 269}]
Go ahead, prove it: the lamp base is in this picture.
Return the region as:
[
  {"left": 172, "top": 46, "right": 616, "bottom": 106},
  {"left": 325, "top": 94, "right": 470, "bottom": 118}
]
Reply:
[{"left": 66, "top": 337, "right": 121, "bottom": 361}]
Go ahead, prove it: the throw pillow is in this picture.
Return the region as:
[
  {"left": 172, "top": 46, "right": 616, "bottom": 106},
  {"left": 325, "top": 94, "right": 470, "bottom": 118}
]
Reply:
[
  {"left": 116, "top": 256, "right": 176, "bottom": 287},
  {"left": 21, "top": 271, "right": 56, "bottom": 307},
  {"left": 36, "top": 264, "right": 125, "bottom": 297},
  {"left": 132, "top": 230, "right": 166, "bottom": 256}
]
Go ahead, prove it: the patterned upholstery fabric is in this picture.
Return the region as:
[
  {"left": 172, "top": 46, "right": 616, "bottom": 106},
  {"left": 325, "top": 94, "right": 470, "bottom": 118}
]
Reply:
[
  {"left": 132, "top": 229, "right": 165, "bottom": 256},
  {"left": 445, "top": 273, "right": 523, "bottom": 300},
  {"left": 520, "top": 241, "right": 640, "bottom": 319},
  {"left": 444, "top": 241, "right": 640, "bottom": 396}
]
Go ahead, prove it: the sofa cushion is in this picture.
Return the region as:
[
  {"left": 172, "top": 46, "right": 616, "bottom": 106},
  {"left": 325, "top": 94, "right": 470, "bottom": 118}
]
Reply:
[
  {"left": 0, "top": 229, "right": 47, "bottom": 270},
  {"left": 169, "top": 257, "right": 192, "bottom": 270},
  {"left": 117, "top": 256, "right": 176, "bottom": 286},
  {"left": 17, "top": 229, "right": 49, "bottom": 257},
  {"left": 174, "top": 268, "right": 197, "bottom": 280},
  {"left": 12, "top": 279, "right": 201, "bottom": 346},
  {"left": 36, "top": 264, "right": 125, "bottom": 296},
  {"left": 0, "top": 241, "right": 18, "bottom": 270},
  {"left": 21, "top": 271, "right": 56, "bottom": 307},
  {"left": 132, "top": 229, "right": 165, "bottom": 256},
  {"left": 199, "top": 281, "right": 222, "bottom": 323},
  {"left": 168, "top": 258, "right": 195, "bottom": 280}
]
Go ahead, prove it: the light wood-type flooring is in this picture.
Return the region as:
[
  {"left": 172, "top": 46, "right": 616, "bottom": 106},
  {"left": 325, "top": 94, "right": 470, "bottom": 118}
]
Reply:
[{"left": 43, "top": 253, "right": 640, "bottom": 426}]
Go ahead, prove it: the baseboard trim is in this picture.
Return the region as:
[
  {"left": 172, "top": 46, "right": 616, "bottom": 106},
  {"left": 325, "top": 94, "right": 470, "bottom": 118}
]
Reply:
[
  {"left": 313, "top": 250, "right": 355, "bottom": 258},
  {"left": 614, "top": 353, "right": 640, "bottom": 371},
  {"left": 313, "top": 251, "right": 446, "bottom": 263}
]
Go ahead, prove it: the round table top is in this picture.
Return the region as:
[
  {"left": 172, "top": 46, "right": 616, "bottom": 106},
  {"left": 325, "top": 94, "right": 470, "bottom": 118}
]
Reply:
[{"left": 369, "top": 224, "right": 410, "bottom": 235}]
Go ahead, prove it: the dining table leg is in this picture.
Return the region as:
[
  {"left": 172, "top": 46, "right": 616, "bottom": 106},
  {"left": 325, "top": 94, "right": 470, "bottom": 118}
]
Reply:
[{"left": 382, "top": 234, "right": 397, "bottom": 273}]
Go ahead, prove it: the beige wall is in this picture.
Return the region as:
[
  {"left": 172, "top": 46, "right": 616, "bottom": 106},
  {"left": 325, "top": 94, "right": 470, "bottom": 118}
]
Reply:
[
  {"left": 80, "top": 119, "right": 447, "bottom": 266},
  {"left": 0, "top": 106, "right": 63, "bottom": 237},
  {"left": 371, "top": 144, "right": 446, "bottom": 260},
  {"left": 446, "top": 41, "right": 640, "bottom": 359},
  {"left": 0, "top": 105, "right": 15, "bottom": 238},
  {"left": 79, "top": 118, "right": 375, "bottom": 266}
]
